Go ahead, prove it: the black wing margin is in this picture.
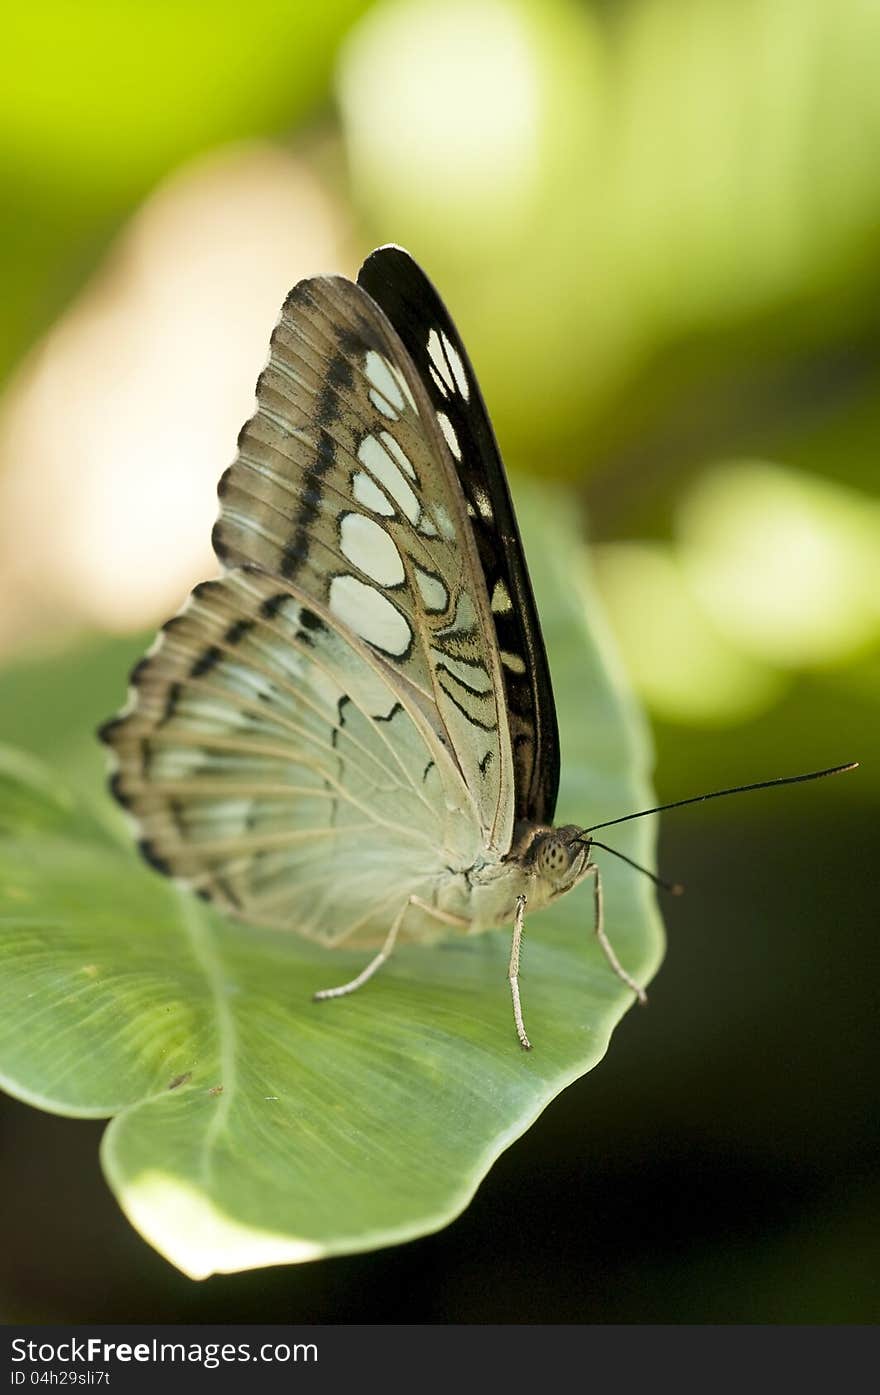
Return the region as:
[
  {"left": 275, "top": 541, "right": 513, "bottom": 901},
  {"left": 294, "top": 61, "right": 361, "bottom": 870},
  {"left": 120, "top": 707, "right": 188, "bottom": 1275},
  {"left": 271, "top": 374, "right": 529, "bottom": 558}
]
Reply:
[{"left": 358, "top": 244, "right": 560, "bottom": 827}]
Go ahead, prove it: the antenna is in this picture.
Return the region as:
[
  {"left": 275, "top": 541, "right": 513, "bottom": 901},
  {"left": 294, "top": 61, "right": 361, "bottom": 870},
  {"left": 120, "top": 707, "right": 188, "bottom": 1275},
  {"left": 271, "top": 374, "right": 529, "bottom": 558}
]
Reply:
[
  {"left": 585, "top": 839, "right": 684, "bottom": 895},
  {"left": 584, "top": 762, "right": 858, "bottom": 835}
]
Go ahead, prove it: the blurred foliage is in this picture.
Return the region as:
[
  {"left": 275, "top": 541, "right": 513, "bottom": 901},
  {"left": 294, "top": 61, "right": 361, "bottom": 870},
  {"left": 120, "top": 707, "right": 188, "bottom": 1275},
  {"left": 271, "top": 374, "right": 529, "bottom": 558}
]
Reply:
[
  {"left": 0, "top": 1, "right": 370, "bottom": 376},
  {"left": 339, "top": 0, "right": 880, "bottom": 474},
  {"left": 0, "top": 0, "right": 877, "bottom": 1324}
]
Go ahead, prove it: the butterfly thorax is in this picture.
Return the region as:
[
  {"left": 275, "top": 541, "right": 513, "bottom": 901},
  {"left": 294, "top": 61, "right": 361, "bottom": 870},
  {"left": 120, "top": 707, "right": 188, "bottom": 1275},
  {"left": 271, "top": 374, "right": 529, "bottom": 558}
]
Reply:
[{"left": 433, "top": 822, "right": 592, "bottom": 934}]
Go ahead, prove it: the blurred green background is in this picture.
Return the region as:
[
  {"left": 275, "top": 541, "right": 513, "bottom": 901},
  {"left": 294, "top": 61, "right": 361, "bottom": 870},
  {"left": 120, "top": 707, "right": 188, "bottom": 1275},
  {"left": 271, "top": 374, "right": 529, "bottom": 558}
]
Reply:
[{"left": 1, "top": 0, "right": 877, "bottom": 1322}]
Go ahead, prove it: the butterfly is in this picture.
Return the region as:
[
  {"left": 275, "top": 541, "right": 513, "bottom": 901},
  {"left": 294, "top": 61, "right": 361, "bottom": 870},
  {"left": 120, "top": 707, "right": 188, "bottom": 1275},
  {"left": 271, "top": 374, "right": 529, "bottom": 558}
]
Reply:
[{"left": 99, "top": 245, "right": 855, "bottom": 1050}]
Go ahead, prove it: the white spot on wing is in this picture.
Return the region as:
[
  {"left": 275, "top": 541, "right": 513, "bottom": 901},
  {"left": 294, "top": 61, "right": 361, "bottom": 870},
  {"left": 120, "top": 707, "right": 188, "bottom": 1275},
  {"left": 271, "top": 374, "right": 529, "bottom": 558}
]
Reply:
[
  {"left": 428, "top": 328, "right": 454, "bottom": 390},
  {"left": 434, "top": 652, "right": 492, "bottom": 693},
  {"left": 380, "top": 431, "right": 417, "bottom": 480},
  {"left": 501, "top": 650, "right": 526, "bottom": 674},
  {"left": 415, "top": 567, "right": 448, "bottom": 611},
  {"left": 436, "top": 411, "right": 462, "bottom": 461},
  {"left": 428, "top": 364, "right": 449, "bottom": 397},
  {"left": 442, "top": 333, "right": 470, "bottom": 400},
  {"left": 365, "top": 350, "right": 405, "bottom": 411},
  {"left": 369, "top": 388, "right": 398, "bottom": 420},
  {"left": 353, "top": 470, "right": 394, "bottom": 516},
  {"left": 357, "top": 436, "right": 419, "bottom": 522},
  {"left": 340, "top": 513, "right": 405, "bottom": 586},
  {"left": 432, "top": 504, "right": 456, "bottom": 540},
  {"left": 329, "top": 575, "right": 411, "bottom": 655}
]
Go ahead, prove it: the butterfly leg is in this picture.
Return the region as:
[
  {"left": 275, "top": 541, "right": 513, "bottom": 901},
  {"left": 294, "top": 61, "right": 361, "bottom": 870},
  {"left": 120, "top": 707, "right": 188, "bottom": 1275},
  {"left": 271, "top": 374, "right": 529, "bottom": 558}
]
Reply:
[
  {"left": 313, "top": 896, "right": 467, "bottom": 1002},
  {"left": 508, "top": 894, "right": 531, "bottom": 1051},
  {"left": 585, "top": 864, "right": 647, "bottom": 1004}
]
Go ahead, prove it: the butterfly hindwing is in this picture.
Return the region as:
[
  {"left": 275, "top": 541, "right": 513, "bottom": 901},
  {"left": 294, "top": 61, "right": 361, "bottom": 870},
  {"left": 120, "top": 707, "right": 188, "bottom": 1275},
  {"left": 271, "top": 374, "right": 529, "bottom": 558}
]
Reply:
[
  {"left": 357, "top": 245, "right": 560, "bottom": 828},
  {"left": 101, "top": 567, "right": 483, "bottom": 945}
]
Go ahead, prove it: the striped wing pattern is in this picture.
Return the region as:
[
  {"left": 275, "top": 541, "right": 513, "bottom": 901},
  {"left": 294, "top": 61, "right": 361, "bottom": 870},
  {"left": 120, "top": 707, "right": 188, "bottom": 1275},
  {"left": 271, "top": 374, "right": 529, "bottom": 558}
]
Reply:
[{"left": 101, "top": 567, "right": 483, "bottom": 946}]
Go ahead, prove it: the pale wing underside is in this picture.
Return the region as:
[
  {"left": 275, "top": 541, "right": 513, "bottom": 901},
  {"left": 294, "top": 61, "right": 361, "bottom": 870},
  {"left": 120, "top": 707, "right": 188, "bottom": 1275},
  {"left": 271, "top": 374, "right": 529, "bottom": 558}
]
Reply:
[
  {"left": 101, "top": 568, "right": 483, "bottom": 947},
  {"left": 212, "top": 274, "right": 516, "bottom": 853}
]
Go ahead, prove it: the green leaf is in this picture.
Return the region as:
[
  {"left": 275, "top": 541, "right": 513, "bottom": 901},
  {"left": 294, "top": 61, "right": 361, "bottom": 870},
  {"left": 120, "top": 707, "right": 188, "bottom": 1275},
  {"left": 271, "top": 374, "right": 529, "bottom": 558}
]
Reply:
[
  {"left": 0, "top": 486, "right": 663, "bottom": 1278},
  {"left": 0, "top": 745, "right": 77, "bottom": 835}
]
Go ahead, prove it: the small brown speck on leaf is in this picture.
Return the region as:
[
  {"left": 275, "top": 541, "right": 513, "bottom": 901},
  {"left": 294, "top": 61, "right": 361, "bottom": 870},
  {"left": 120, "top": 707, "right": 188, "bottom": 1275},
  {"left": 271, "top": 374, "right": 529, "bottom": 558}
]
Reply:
[
  {"left": 168, "top": 1072, "right": 192, "bottom": 1090},
  {"left": 208, "top": 1084, "right": 224, "bottom": 1097}
]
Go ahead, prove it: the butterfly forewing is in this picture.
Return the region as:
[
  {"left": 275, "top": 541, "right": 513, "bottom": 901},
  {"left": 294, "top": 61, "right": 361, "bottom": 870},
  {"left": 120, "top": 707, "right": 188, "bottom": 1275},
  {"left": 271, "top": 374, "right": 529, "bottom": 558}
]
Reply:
[
  {"left": 101, "top": 567, "right": 483, "bottom": 945},
  {"left": 357, "top": 245, "right": 560, "bottom": 827},
  {"left": 212, "top": 273, "right": 516, "bottom": 852}
]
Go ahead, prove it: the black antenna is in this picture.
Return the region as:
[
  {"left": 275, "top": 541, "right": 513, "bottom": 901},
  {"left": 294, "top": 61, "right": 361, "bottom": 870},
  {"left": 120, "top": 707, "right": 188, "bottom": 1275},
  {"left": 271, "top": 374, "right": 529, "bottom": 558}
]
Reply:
[
  {"left": 585, "top": 838, "right": 684, "bottom": 895},
  {"left": 584, "top": 762, "right": 858, "bottom": 835}
]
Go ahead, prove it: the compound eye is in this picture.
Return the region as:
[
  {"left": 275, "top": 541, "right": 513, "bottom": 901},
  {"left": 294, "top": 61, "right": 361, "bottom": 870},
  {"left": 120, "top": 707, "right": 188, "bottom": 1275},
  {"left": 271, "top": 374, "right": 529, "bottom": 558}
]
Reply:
[{"left": 539, "top": 838, "right": 571, "bottom": 877}]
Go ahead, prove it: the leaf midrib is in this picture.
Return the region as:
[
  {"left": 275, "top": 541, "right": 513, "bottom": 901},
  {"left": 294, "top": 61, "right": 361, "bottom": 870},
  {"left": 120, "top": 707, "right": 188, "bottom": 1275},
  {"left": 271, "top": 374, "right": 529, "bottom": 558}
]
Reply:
[{"left": 178, "top": 894, "right": 237, "bottom": 1182}]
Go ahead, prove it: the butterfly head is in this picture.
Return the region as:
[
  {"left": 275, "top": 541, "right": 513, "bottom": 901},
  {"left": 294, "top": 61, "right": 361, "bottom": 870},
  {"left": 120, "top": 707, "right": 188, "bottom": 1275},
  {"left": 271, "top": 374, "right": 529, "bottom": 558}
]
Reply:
[{"left": 529, "top": 826, "right": 593, "bottom": 894}]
